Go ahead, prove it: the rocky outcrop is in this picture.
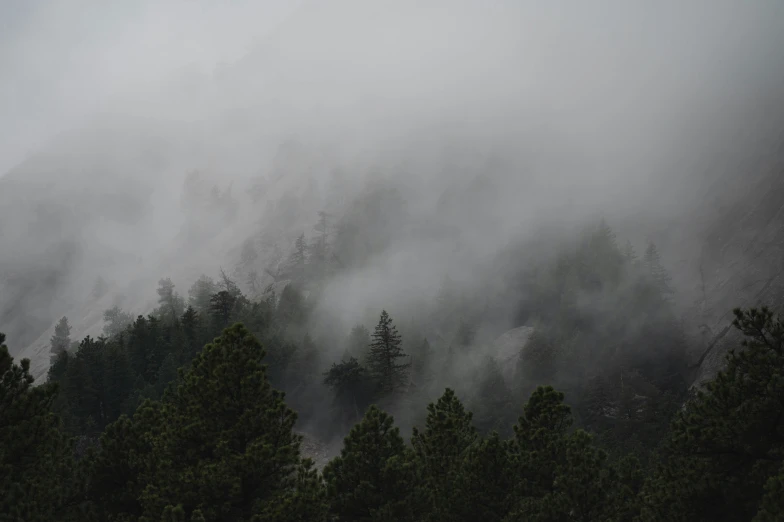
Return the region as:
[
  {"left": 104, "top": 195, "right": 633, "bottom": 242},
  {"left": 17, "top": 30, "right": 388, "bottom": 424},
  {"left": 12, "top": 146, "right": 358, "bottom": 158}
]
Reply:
[{"left": 491, "top": 326, "right": 535, "bottom": 387}]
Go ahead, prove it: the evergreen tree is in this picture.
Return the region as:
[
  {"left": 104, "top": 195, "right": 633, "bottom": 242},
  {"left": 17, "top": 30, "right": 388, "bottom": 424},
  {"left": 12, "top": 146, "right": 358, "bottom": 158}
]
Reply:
[
  {"left": 50, "top": 316, "right": 72, "bottom": 364},
  {"left": 188, "top": 275, "right": 218, "bottom": 315},
  {"left": 276, "top": 284, "right": 305, "bottom": 328},
  {"left": 322, "top": 406, "right": 414, "bottom": 521},
  {"left": 367, "top": 310, "right": 410, "bottom": 397},
  {"left": 0, "top": 332, "right": 84, "bottom": 521},
  {"left": 641, "top": 307, "right": 784, "bottom": 521},
  {"left": 103, "top": 306, "right": 133, "bottom": 338},
  {"left": 285, "top": 233, "right": 308, "bottom": 281},
  {"left": 345, "top": 324, "right": 371, "bottom": 363},
  {"left": 643, "top": 242, "right": 674, "bottom": 298},
  {"left": 324, "top": 357, "right": 372, "bottom": 428},
  {"left": 155, "top": 278, "right": 185, "bottom": 322},
  {"left": 411, "top": 338, "right": 434, "bottom": 391},
  {"left": 470, "top": 356, "right": 515, "bottom": 435},
  {"left": 208, "top": 290, "right": 236, "bottom": 329},
  {"left": 411, "top": 389, "right": 478, "bottom": 521},
  {"left": 138, "top": 323, "right": 323, "bottom": 521}
]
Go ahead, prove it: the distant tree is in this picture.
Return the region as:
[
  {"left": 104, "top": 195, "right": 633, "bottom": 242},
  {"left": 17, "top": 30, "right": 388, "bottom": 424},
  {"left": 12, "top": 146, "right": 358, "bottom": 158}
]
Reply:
[
  {"left": 285, "top": 233, "right": 308, "bottom": 281},
  {"left": 187, "top": 275, "right": 218, "bottom": 314},
  {"left": 453, "top": 318, "right": 476, "bottom": 350},
  {"left": 50, "top": 316, "right": 72, "bottom": 363},
  {"left": 324, "top": 357, "right": 371, "bottom": 423},
  {"left": 276, "top": 284, "right": 305, "bottom": 328},
  {"left": 155, "top": 278, "right": 185, "bottom": 321},
  {"left": 643, "top": 242, "right": 674, "bottom": 298},
  {"left": 411, "top": 338, "right": 435, "bottom": 390},
  {"left": 208, "top": 290, "right": 236, "bottom": 329},
  {"left": 218, "top": 268, "right": 242, "bottom": 298},
  {"left": 367, "top": 310, "right": 410, "bottom": 397},
  {"left": 470, "top": 356, "right": 515, "bottom": 435},
  {"left": 103, "top": 306, "right": 133, "bottom": 338},
  {"left": 180, "top": 306, "right": 204, "bottom": 362},
  {"left": 344, "top": 324, "right": 370, "bottom": 362},
  {"left": 623, "top": 240, "right": 638, "bottom": 264}
]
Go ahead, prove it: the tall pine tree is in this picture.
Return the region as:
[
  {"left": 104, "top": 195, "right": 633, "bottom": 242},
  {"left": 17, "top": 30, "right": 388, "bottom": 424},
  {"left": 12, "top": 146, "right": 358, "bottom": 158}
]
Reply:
[{"left": 367, "top": 310, "right": 410, "bottom": 397}]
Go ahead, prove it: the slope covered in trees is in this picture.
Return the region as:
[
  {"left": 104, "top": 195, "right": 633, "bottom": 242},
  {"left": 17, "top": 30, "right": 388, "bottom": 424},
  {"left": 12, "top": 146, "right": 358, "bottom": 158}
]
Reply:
[{"left": 3, "top": 303, "right": 784, "bottom": 520}]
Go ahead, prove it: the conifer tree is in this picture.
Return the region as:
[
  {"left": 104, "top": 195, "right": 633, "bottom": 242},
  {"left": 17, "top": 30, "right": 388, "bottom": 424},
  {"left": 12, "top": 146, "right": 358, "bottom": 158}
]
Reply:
[
  {"left": 344, "top": 324, "right": 370, "bottom": 363},
  {"left": 103, "top": 306, "right": 133, "bottom": 338},
  {"left": 641, "top": 307, "right": 784, "bottom": 521},
  {"left": 367, "top": 310, "right": 410, "bottom": 397},
  {"left": 411, "top": 389, "right": 478, "bottom": 521},
  {"left": 1, "top": 332, "right": 82, "bottom": 521},
  {"left": 323, "top": 357, "right": 371, "bottom": 427},
  {"left": 322, "top": 406, "right": 414, "bottom": 521},
  {"left": 208, "top": 291, "right": 236, "bottom": 329},
  {"left": 156, "top": 278, "right": 185, "bottom": 322},
  {"left": 50, "top": 315, "right": 72, "bottom": 363},
  {"left": 138, "top": 323, "right": 322, "bottom": 521},
  {"left": 643, "top": 242, "right": 674, "bottom": 298},
  {"left": 188, "top": 275, "right": 218, "bottom": 315},
  {"left": 285, "top": 233, "right": 308, "bottom": 281}
]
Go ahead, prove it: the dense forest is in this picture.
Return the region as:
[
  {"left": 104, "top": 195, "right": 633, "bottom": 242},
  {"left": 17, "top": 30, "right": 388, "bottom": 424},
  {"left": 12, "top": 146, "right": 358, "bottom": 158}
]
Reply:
[{"left": 3, "top": 217, "right": 784, "bottom": 521}]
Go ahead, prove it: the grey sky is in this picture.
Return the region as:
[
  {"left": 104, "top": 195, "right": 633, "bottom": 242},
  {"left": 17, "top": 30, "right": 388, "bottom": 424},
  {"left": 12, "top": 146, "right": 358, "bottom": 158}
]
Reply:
[{"left": 0, "top": 0, "right": 300, "bottom": 175}]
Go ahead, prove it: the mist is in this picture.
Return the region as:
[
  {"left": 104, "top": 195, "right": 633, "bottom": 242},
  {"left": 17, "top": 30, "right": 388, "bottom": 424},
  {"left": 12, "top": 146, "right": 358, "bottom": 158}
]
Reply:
[{"left": 2, "top": 0, "right": 784, "bottom": 432}]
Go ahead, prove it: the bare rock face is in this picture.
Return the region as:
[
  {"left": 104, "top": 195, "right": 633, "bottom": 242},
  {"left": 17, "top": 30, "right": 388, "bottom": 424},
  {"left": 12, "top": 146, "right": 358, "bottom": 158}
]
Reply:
[
  {"left": 491, "top": 326, "right": 535, "bottom": 387},
  {"left": 296, "top": 431, "right": 335, "bottom": 471},
  {"left": 667, "top": 143, "right": 784, "bottom": 387}
]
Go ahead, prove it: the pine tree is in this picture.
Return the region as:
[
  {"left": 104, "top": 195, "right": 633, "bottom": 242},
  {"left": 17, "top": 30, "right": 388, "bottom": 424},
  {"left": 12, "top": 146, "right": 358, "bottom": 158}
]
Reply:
[
  {"left": 470, "top": 356, "right": 515, "bottom": 435},
  {"left": 411, "top": 338, "right": 434, "bottom": 390},
  {"left": 323, "top": 357, "right": 371, "bottom": 427},
  {"left": 367, "top": 310, "right": 410, "bottom": 397},
  {"left": 322, "top": 406, "right": 414, "bottom": 521},
  {"left": 411, "top": 389, "right": 478, "bottom": 521},
  {"left": 285, "top": 233, "right": 308, "bottom": 281},
  {"left": 1, "top": 332, "right": 83, "bottom": 521},
  {"left": 50, "top": 316, "right": 72, "bottom": 364},
  {"left": 344, "top": 324, "right": 370, "bottom": 363},
  {"left": 137, "top": 323, "right": 323, "bottom": 521},
  {"left": 643, "top": 242, "right": 674, "bottom": 298},
  {"left": 156, "top": 278, "right": 185, "bottom": 322},
  {"left": 641, "top": 307, "right": 784, "bottom": 521},
  {"left": 188, "top": 275, "right": 218, "bottom": 314},
  {"left": 103, "top": 306, "right": 133, "bottom": 338},
  {"left": 208, "top": 290, "right": 236, "bottom": 329}
]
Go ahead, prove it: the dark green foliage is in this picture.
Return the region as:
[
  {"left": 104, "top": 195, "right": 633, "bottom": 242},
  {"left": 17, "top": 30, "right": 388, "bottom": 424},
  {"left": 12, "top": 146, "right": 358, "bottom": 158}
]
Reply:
[
  {"left": 324, "top": 357, "right": 372, "bottom": 429},
  {"left": 470, "top": 356, "right": 515, "bottom": 435},
  {"left": 411, "top": 389, "right": 478, "bottom": 521},
  {"left": 367, "top": 310, "right": 410, "bottom": 397},
  {"left": 208, "top": 290, "right": 236, "bottom": 329},
  {"left": 641, "top": 307, "right": 784, "bottom": 521},
  {"left": 0, "top": 333, "right": 84, "bottom": 521},
  {"left": 322, "top": 405, "right": 414, "bottom": 521}
]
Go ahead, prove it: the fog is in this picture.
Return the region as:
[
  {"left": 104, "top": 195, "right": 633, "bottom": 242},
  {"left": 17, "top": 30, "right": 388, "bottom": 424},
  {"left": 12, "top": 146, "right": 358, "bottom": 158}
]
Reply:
[{"left": 2, "top": 0, "right": 784, "bottom": 401}]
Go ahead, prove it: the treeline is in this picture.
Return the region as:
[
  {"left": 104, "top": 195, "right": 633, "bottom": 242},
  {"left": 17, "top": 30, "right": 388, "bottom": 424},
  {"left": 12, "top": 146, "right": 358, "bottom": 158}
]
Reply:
[
  {"left": 43, "top": 220, "right": 692, "bottom": 455},
  {"left": 3, "top": 306, "right": 784, "bottom": 521}
]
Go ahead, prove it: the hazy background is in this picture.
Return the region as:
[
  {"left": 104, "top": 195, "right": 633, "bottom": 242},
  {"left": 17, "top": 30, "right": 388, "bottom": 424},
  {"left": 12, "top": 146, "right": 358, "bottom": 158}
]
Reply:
[{"left": 2, "top": 0, "right": 784, "bottom": 384}]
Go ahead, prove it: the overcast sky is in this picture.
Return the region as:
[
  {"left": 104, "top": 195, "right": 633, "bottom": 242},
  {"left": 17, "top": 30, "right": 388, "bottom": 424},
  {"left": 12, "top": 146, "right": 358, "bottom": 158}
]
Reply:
[{"left": 0, "top": 0, "right": 300, "bottom": 175}]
